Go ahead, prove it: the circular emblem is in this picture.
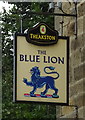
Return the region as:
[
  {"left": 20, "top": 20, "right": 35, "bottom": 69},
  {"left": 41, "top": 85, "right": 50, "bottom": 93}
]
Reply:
[{"left": 40, "top": 25, "right": 46, "bottom": 34}]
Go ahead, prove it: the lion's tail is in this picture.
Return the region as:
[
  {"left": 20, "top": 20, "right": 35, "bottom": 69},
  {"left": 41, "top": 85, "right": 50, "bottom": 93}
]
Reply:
[
  {"left": 44, "top": 66, "right": 59, "bottom": 79},
  {"left": 53, "top": 72, "right": 59, "bottom": 79}
]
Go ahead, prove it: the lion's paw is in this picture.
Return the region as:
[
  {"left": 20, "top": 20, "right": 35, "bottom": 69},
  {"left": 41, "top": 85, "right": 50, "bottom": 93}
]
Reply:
[
  {"left": 41, "top": 92, "right": 47, "bottom": 97},
  {"left": 52, "top": 93, "right": 59, "bottom": 98},
  {"left": 30, "top": 93, "right": 36, "bottom": 97},
  {"left": 23, "top": 78, "right": 27, "bottom": 83}
]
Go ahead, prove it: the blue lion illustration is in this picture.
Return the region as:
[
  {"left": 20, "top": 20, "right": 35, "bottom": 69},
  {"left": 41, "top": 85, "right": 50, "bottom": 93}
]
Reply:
[{"left": 23, "top": 66, "right": 59, "bottom": 98}]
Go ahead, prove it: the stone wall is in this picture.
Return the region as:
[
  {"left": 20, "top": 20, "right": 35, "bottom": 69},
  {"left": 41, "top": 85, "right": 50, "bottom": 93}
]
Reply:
[{"left": 55, "top": 1, "right": 85, "bottom": 119}]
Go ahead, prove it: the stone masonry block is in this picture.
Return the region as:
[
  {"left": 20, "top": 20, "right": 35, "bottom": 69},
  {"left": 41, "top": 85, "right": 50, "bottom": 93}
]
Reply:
[
  {"left": 77, "top": 33, "right": 84, "bottom": 48},
  {"left": 61, "top": 92, "right": 85, "bottom": 115},
  {"left": 69, "top": 79, "right": 83, "bottom": 97},
  {"left": 73, "top": 49, "right": 82, "bottom": 67},
  {"left": 69, "top": 61, "right": 73, "bottom": 83},
  {"left": 77, "top": 17, "right": 83, "bottom": 35},
  {"left": 81, "top": 47, "right": 85, "bottom": 62},
  {"left": 59, "top": 112, "right": 84, "bottom": 119},
  {"left": 70, "top": 36, "right": 75, "bottom": 53},
  {"left": 67, "top": 21, "right": 75, "bottom": 36},
  {"left": 69, "top": 49, "right": 82, "bottom": 82},
  {"left": 78, "top": 3, "right": 84, "bottom": 17},
  {"left": 56, "top": 106, "right": 61, "bottom": 118},
  {"left": 78, "top": 106, "right": 85, "bottom": 119},
  {"left": 74, "top": 92, "right": 85, "bottom": 108},
  {"left": 69, "top": 54, "right": 76, "bottom": 83},
  {"left": 61, "top": 106, "right": 74, "bottom": 117},
  {"left": 60, "top": 111, "right": 77, "bottom": 119},
  {"left": 69, "top": 96, "right": 75, "bottom": 106},
  {"left": 71, "top": 34, "right": 83, "bottom": 51},
  {"left": 62, "top": 2, "right": 71, "bottom": 14},
  {"left": 74, "top": 63, "right": 85, "bottom": 81},
  {"left": 63, "top": 25, "right": 68, "bottom": 36},
  {"left": 78, "top": 2, "right": 85, "bottom": 17},
  {"left": 83, "top": 15, "right": 85, "bottom": 34},
  {"left": 69, "top": 92, "right": 84, "bottom": 108},
  {"left": 83, "top": 34, "right": 85, "bottom": 46},
  {"left": 70, "top": 35, "right": 75, "bottom": 42},
  {"left": 83, "top": 106, "right": 85, "bottom": 118},
  {"left": 63, "top": 17, "right": 70, "bottom": 27},
  {"left": 83, "top": 79, "right": 85, "bottom": 92},
  {"left": 60, "top": 104, "right": 85, "bottom": 119},
  {"left": 55, "top": 15, "right": 61, "bottom": 32}
]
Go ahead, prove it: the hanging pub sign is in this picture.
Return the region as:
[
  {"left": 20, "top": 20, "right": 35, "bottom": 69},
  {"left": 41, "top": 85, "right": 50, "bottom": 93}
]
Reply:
[{"left": 14, "top": 22, "right": 69, "bottom": 105}]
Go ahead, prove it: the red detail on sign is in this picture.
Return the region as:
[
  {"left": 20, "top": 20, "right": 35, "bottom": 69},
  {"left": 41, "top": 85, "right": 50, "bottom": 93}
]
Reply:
[{"left": 42, "top": 27, "right": 44, "bottom": 32}]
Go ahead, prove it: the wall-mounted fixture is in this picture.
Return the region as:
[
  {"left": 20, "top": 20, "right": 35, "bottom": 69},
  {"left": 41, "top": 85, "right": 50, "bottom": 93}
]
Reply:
[
  {"left": 48, "top": 2, "right": 55, "bottom": 13},
  {"left": 47, "top": 1, "right": 77, "bottom": 38},
  {"left": 12, "top": 1, "right": 77, "bottom": 38},
  {"left": 47, "top": 2, "right": 62, "bottom": 13}
]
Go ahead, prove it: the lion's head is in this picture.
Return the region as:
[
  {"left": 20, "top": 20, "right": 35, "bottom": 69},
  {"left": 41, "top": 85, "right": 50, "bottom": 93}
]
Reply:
[{"left": 30, "top": 66, "right": 40, "bottom": 76}]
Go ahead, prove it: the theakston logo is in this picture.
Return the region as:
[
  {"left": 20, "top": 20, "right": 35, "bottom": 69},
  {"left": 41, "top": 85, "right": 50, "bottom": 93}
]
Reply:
[
  {"left": 40, "top": 25, "right": 46, "bottom": 34},
  {"left": 27, "top": 22, "right": 58, "bottom": 46}
]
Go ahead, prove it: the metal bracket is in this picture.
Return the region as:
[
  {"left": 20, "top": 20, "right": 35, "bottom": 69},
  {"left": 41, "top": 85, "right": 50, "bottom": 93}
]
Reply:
[{"left": 12, "top": 2, "right": 77, "bottom": 39}]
